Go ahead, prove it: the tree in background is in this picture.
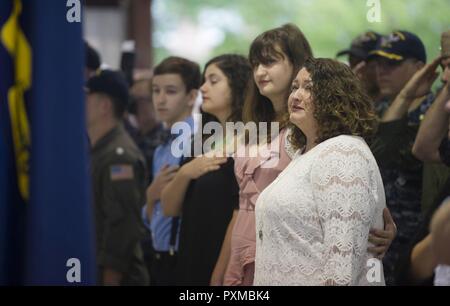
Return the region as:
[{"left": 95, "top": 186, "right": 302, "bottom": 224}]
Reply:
[{"left": 152, "top": 0, "right": 449, "bottom": 66}]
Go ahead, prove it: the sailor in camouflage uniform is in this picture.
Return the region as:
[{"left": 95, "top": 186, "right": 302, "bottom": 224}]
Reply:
[{"left": 368, "top": 31, "right": 434, "bottom": 285}]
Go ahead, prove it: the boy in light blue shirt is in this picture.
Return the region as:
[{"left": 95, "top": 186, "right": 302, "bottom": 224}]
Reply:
[{"left": 141, "top": 56, "right": 200, "bottom": 285}]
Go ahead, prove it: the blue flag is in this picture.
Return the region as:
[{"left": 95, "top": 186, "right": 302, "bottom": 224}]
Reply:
[{"left": 0, "top": 0, "right": 96, "bottom": 285}]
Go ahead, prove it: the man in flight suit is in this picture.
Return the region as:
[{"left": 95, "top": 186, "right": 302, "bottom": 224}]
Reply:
[{"left": 86, "top": 70, "right": 149, "bottom": 285}]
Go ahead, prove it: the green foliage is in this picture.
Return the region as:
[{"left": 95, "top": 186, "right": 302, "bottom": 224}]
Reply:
[{"left": 153, "top": 0, "right": 449, "bottom": 66}]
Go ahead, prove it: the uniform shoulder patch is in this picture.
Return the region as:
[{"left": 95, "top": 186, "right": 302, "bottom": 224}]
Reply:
[{"left": 110, "top": 164, "right": 134, "bottom": 181}]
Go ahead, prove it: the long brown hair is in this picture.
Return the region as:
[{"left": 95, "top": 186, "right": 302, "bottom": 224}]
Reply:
[
  {"left": 243, "top": 23, "right": 313, "bottom": 143},
  {"left": 198, "top": 54, "right": 253, "bottom": 146}
]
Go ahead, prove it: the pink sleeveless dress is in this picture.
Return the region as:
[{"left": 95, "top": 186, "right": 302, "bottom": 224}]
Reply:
[{"left": 224, "top": 129, "right": 293, "bottom": 285}]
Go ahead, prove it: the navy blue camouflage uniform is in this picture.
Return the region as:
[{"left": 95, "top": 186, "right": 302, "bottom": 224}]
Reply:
[{"left": 370, "top": 93, "right": 434, "bottom": 285}]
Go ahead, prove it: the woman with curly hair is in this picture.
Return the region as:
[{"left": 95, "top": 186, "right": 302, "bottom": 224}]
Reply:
[
  {"left": 254, "top": 58, "right": 387, "bottom": 286},
  {"left": 226, "top": 24, "right": 395, "bottom": 287}
]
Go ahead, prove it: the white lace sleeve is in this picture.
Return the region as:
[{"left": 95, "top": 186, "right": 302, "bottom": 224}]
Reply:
[
  {"left": 434, "top": 265, "right": 450, "bottom": 286},
  {"left": 284, "top": 127, "right": 298, "bottom": 159},
  {"left": 311, "top": 141, "right": 376, "bottom": 285}
]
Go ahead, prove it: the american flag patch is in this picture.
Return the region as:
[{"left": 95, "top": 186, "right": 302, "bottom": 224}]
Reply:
[{"left": 110, "top": 164, "right": 134, "bottom": 181}]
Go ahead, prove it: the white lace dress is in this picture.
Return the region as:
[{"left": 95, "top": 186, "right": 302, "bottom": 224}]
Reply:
[
  {"left": 434, "top": 265, "right": 450, "bottom": 286},
  {"left": 254, "top": 135, "right": 386, "bottom": 286}
]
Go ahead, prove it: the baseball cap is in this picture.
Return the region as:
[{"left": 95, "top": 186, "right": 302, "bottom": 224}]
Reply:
[
  {"left": 336, "top": 31, "right": 382, "bottom": 60},
  {"left": 86, "top": 70, "right": 129, "bottom": 113},
  {"left": 368, "top": 30, "right": 427, "bottom": 63}
]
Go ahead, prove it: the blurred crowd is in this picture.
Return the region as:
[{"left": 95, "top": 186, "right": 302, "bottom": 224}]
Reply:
[{"left": 83, "top": 26, "right": 450, "bottom": 286}]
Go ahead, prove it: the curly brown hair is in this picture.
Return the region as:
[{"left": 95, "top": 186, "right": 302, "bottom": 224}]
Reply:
[{"left": 289, "top": 58, "right": 378, "bottom": 150}]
